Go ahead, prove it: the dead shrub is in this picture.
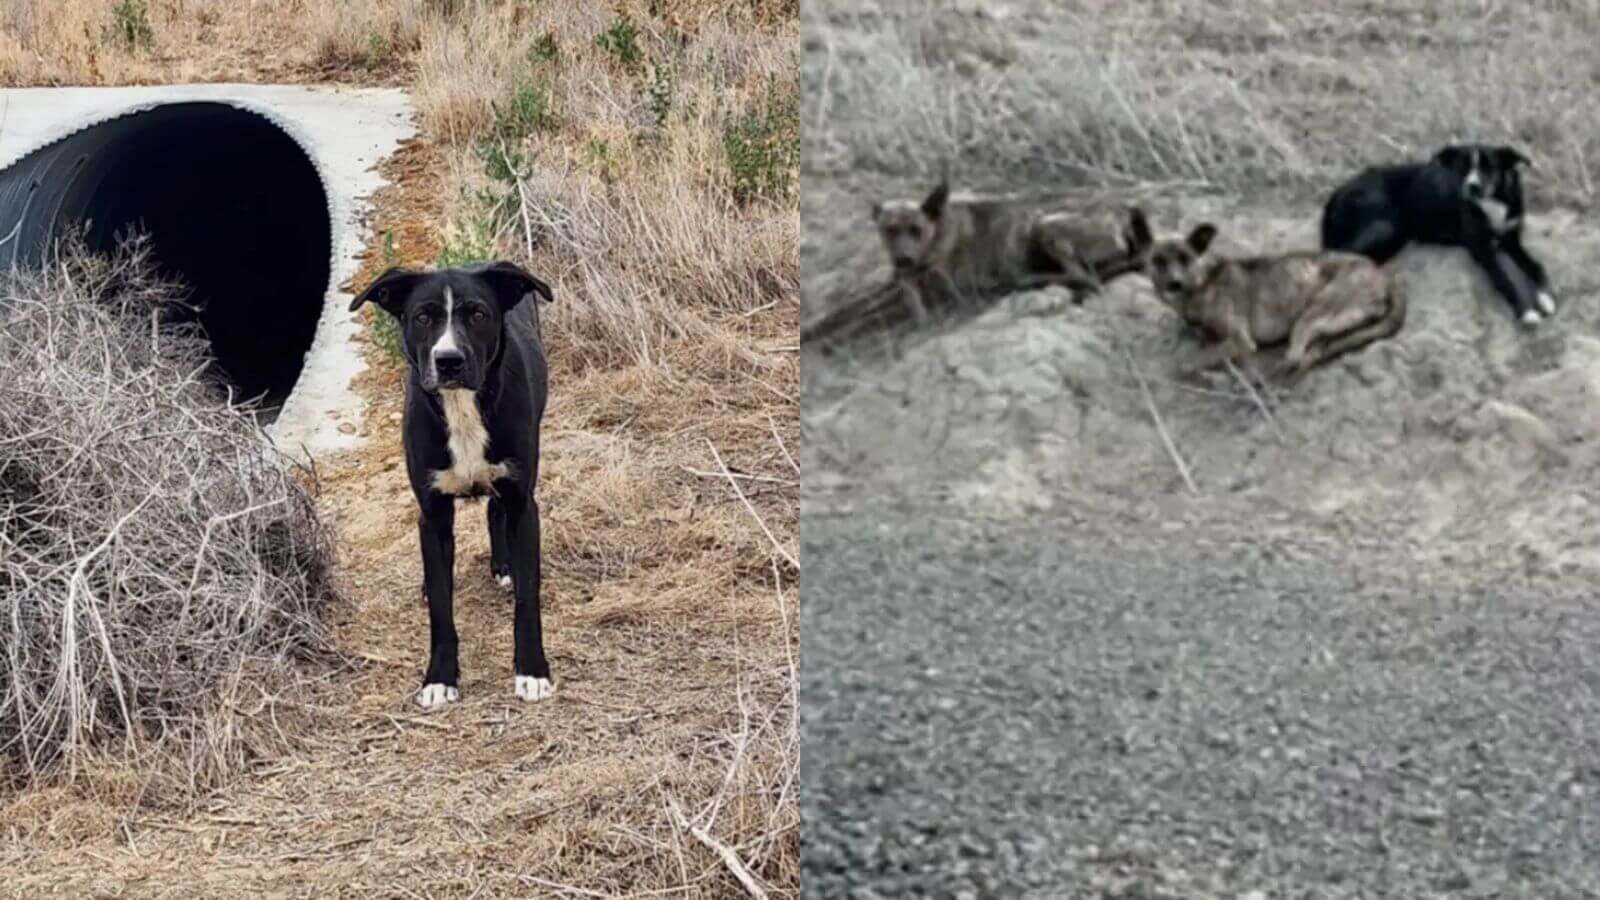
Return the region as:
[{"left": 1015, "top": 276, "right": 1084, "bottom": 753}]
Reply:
[{"left": 0, "top": 236, "right": 341, "bottom": 802}]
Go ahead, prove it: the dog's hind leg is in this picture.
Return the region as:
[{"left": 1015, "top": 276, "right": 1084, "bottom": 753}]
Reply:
[
  {"left": 418, "top": 498, "right": 461, "bottom": 709},
  {"left": 487, "top": 497, "right": 511, "bottom": 592},
  {"left": 1030, "top": 225, "right": 1103, "bottom": 303},
  {"left": 504, "top": 490, "right": 554, "bottom": 702},
  {"left": 1341, "top": 218, "right": 1407, "bottom": 265},
  {"left": 1300, "top": 282, "right": 1408, "bottom": 372}
]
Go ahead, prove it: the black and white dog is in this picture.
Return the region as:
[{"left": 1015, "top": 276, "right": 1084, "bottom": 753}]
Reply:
[
  {"left": 350, "top": 261, "right": 556, "bottom": 709},
  {"left": 1321, "top": 143, "right": 1556, "bottom": 325}
]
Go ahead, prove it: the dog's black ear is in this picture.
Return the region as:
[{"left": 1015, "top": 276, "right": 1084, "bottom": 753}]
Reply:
[
  {"left": 349, "top": 267, "right": 423, "bottom": 316},
  {"left": 1498, "top": 146, "right": 1533, "bottom": 170},
  {"left": 1186, "top": 223, "right": 1218, "bottom": 254},
  {"left": 1433, "top": 145, "right": 1465, "bottom": 173},
  {"left": 1125, "top": 208, "right": 1154, "bottom": 253},
  {"left": 465, "top": 260, "right": 555, "bottom": 311},
  {"left": 921, "top": 181, "right": 950, "bottom": 221}
]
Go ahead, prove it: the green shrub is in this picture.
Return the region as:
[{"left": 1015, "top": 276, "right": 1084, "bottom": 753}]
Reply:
[
  {"left": 365, "top": 31, "right": 391, "bottom": 70},
  {"left": 529, "top": 31, "right": 560, "bottom": 65},
  {"left": 106, "top": 0, "right": 154, "bottom": 52},
  {"left": 493, "top": 82, "right": 559, "bottom": 140},
  {"left": 437, "top": 223, "right": 496, "bottom": 268},
  {"left": 596, "top": 14, "right": 642, "bottom": 69},
  {"left": 723, "top": 74, "right": 800, "bottom": 205},
  {"left": 646, "top": 63, "right": 675, "bottom": 129},
  {"left": 369, "top": 232, "right": 406, "bottom": 363}
]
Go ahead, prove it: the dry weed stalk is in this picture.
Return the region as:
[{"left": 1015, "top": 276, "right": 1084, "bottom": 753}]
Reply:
[{"left": 0, "top": 237, "right": 339, "bottom": 800}]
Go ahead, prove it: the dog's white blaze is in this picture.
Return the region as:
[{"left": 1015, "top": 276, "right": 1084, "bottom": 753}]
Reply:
[
  {"left": 417, "top": 683, "right": 459, "bottom": 708},
  {"left": 431, "top": 388, "right": 512, "bottom": 495},
  {"left": 1464, "top": 148, "right": 1483, "bottom": 191},
  {"left": 434, "top": 286, "right": 459, "bottom": 355},
  {"left": 1537, "top": 291, "right": 1557, "bottom": 316},
  {"left": 514, "top": 675, "right": 554, "bottom": 702}
]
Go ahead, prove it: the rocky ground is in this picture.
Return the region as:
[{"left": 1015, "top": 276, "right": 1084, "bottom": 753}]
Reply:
[{"left": 801, "top": 503, "right": 1600, "bottom": 898}]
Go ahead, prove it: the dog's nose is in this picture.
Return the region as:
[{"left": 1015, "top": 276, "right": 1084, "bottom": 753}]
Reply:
[
  {"left": 1465, "top": 181, "right": 1484, "bottom": 199},
  {"left": 1165, "top": 280, "right": 1185, "bottom": 293},
  {"left": 434, "top": 349, "right": 465, "bottom": 378},
  {"left": 893, "top": 256, "right": 915, "bottom": 269}
]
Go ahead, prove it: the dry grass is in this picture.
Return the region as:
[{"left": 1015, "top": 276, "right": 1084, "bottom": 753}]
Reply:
[
  {"left": 1, "top": 0, "right": 798, "bottom": 896},
  {"left": 806, "top": 0, "right": 1600, "bottom": 210},
  {"left": 0, "top": 237, "right": 340, "bottom": 805}
]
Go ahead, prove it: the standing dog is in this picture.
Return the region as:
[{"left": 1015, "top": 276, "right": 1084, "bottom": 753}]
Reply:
[
  {"left": 872, "top": 181, "right": 1144, "bottom": 322},
  {"left": 1321, "top": 143, "right": 1554, "bottom": 325},
  {"left": 350, "top": 261, "right": 556, "bottom": 709},
  {"left": 1128, "top": 209, "right": 1406, "bottom": 380}
]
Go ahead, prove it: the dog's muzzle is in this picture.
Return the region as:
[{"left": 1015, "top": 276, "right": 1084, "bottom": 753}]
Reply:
[{"left": 430, "top": 349, "right": 468, "bottom": 391}]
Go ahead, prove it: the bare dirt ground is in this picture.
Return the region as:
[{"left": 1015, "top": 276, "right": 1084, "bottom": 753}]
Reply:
[
  {"left": 804, "top": 1, "right": 1600, "bottom": 895},
  {"left": 2, "top": 2, "right": 799, "bottom": 896}
]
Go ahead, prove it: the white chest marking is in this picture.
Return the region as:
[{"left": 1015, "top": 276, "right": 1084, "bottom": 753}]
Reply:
[
  {"left": 1475, "top": 197, "right": 1513, "bottom": 234},
  {"left": 431, "top": 388, "right": 512, "bottom": 495}
]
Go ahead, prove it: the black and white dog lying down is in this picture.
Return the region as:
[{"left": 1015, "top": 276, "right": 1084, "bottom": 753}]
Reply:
[
  {"left": 1321, "top": 143, "right": 1555, "bottom": 325},
  {"left": 350, "top": 261, "right": 556, "bottom": 709}
]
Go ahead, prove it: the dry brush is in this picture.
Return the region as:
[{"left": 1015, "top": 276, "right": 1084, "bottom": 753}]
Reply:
[{"left": 0, "top": 237, "right": 340, "bottom": 802}]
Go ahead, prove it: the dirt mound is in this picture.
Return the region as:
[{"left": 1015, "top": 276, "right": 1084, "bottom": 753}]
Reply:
[{"left": 806, "top": 202, "right": 1600, "bottom": 574}]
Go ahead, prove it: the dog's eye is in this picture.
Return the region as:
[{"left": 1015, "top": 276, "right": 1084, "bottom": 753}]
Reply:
[
  {"left": 415, "top": 313, "right": 432, "bottom": 325},
  {"left": 471, "top": 309, "right": 487, "bottom": 323}
]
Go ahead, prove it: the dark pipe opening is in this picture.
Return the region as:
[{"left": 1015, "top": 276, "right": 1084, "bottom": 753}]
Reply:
[{"left": 0, "top": 102, "right": 332, "bottom": 414}]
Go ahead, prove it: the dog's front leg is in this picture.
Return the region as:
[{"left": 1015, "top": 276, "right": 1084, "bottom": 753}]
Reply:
[
  {"left": 504, "top": 490, "right": 554, "bottom": 702},
  {"left": 1499, "top": 233, "right": 1556, "bottom": 317},
  {"left": 1468, "top": 238, "right": 1539, "bottom": 324},
  {"left": 1183, "top": 332, "right": 1253, "bottom": 380},
  {"left": 417, "top": 497, "right": 460, "bottom": 709},
  {"left": 895, "top": 278, "right": 929, "bottom": 324}
]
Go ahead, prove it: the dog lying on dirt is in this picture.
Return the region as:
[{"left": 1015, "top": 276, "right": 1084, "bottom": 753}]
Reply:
[
  {"left": 1127, "top": 209, "right": 1407, "bottom": 381},
  {"left": 872, "top": 180, "right": 1143, "bottom": 322},
  {"left": 1321, "top": 143, "right": 1554, "bottom": 326}
]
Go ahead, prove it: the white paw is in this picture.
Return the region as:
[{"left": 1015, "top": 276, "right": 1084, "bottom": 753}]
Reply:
[
  {"left": 514, "top": 675, "right": 555, "bottom": 702},
  {"left": 1537, "top": 291, "right": 1557, "bottom": 316},
  {"left": 1521, "top": 309, "right": 1543, "bottom": 325},
  {"left": 417, "top": 683, "right": 459, "bottom": 709},
  {"left": 496, "top": 573, "right": 512, "bottom": 591}
]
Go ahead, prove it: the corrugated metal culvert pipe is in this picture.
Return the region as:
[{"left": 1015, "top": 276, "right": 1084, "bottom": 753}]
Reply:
[{"left": 0, "top": 101, "right": 332, "bottom": 412}]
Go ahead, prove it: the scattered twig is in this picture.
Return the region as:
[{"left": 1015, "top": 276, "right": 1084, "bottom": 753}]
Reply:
[
  {"left": 680, "top": 465, "right": 798, "bottom": 487},
  {"left": 382, "top": 713, "right": 452, "bottom": 733},
  {"left": 705, "top": 439, "right": 799, "bottom": 570},
  {"left": 767, "top": 414, "right": 799, "bottom": 475},
  {"left": 668, "top": 798, "right": 771, "bottom": 900},
  {"left": 1121, "top": 345, "right": 1199, "bottom": 495},
  {"left": 1222, "top": 357, "right": 1285, "bottom": 443}
]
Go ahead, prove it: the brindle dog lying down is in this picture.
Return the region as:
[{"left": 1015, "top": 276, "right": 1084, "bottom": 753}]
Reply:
[
  {"left": 1126, "top": 208, "right": 1407, "bottom": 382},
  {"left": 871, "top": 180, "right": 1146, "bottom": 322}
]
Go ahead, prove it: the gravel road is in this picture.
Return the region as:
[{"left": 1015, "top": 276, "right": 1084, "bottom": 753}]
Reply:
[{"left": 801, "top": 507, "right": 1600, "bottom": 898}]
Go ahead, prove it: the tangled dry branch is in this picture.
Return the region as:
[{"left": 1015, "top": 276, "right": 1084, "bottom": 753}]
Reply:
[{"left": 0, "top": 237, "right": 340, "bottom": 800}]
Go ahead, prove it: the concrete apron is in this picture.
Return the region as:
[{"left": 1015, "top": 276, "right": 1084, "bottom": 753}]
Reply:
[{"left": 0, "top": 84, "right": 415, "bottom": 460}]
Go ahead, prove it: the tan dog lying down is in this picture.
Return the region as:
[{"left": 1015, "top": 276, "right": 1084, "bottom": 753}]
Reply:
[
  {"left": 1125, "top": 209, "right": 1407, "bottom": 380},
  {"left": 872, "top": 181, "right": 1143, "bottom": 322}
]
